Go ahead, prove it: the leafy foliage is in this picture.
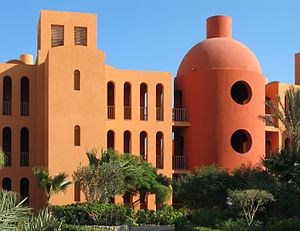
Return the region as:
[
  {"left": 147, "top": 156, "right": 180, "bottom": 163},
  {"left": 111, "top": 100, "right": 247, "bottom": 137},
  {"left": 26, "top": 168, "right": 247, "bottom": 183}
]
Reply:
[
  {"left": 33, "top": 168, "right": 71, "bottom": 203},
  {"left": 0, "top": 147, "right": 5, "bottom": 169}
]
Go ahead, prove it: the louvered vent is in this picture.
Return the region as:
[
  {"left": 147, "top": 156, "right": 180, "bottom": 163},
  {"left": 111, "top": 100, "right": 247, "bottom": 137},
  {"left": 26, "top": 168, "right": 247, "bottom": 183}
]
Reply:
[
  {"left": 51, "top": 25, "right": 64, "bottom": 47},
  {"left": 74, "top": 27, "right": 87, "bottom": 46}
]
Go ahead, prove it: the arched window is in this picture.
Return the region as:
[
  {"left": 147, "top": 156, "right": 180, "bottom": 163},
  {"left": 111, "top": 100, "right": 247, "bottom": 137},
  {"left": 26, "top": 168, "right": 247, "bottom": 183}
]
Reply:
[
  {"left": 20, "top": 127, "right": 29, "bottom": 167},
  {"left": 107, "top": 130, "right": 115, "bottom": 150},
  {"left": 107, "top": 82, "right": 115, "bottom": 119},
  {"left": 124, "top": 130, "right": 131, "bottom": 153},
  {"left": 74, "top": 70, "right": 80, "bottom": 90},
  {"left": 140, "top": 131, "right": 147, "bottom": 160},
  {"left": 2, "top": 127, "right": 11, "bottom": 167},
  {"left": 2, "top": 177, "right": 11, "bottom": 191},
  {"left": 140, "top": 83, "right": 148, "bottom": 120},
  {"left": 156, "top": 84, "right": 164, "bottom": 121},
  {"left": 74, "top": 125, "right": 80, "bottom": 146},
  {"left": 20, "top": 178, "right": 29, "bottom": 204},
  {"left": 156, "top": 132, "right": 163, "bottom": 169},
  {"left": 124, "top": 82, "right": 131, "bottom": 120},
  {"left": 3, "top": 76, "right": 12, "bottom": 115},
  {"left": 74, "top": 181, "right": 81, "bottom": 202},
  {"left": 21, "top": 77, "right": 29, "bottom": 116}
]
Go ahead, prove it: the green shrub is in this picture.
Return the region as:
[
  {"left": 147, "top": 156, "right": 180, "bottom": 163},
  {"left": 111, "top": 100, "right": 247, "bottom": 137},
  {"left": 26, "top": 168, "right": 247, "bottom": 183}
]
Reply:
[
  {"left": 61, "top": 224, "right": 110, "bottom": 231},
  {"left": 216, "top": 218, "right": 263, "bottom": 231},
  {"left": 51, "top": 203, "right": 134, "bottom": 226},
  {"left": 265, "top": 217, "right": 300, "bottom": 231}
]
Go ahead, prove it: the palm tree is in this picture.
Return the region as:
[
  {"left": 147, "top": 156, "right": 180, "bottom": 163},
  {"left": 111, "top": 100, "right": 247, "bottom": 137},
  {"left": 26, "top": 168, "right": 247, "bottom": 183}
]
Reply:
[
  {"left": 262, "top": 86, "right": 300, "bottom": 152},
  {"left": 33, "top": 168, "right": 71, "bottom": 204},
  {"left": 0, "top": 148, "right": 5, "bottom": 169}
]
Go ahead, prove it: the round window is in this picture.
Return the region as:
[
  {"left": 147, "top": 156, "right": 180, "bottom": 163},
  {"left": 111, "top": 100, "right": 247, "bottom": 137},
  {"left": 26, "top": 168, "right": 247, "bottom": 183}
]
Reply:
[
  {"left": 230, "top": 129, "right": 252, "bottom": 154},
  {"left": 230, "top": 81, "right": 252, "bottom": 105}
]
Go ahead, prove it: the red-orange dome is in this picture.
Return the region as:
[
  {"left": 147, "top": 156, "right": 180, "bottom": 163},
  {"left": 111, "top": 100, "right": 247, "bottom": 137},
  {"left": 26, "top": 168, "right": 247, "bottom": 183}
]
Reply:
[{"left": 177, "top": 38, "right": 262, "bottom": 76}]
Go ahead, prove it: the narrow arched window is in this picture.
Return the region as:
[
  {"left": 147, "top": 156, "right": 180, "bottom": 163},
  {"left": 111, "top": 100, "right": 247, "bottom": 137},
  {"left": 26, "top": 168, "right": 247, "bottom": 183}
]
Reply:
[
  {"left": 3, "top": 76, "right": 12, "bottom": 115},
  {"left": 107, "top": 82, "right": 115, "bottom": 119},
  {"left": 156, "top": 132, "right": 163, "bottom": 169},
  {"left": 2, "top": 127, "right": 11, "bottom": 167},
  {"left": 140, "top": 131, "right": 147, "bottom": 160},
  {"left": 124, "top": 82, "right": 131, "bottom": 120},
  {"left": 74, "top": 181, "right": 81, "bottom": 202},
  {"left": 107, "top": 130, "right": 115, "bottom": 150},
  {"left": 124, "top": 130, "right": 131, "bottom": 153},
  {"left": 20, "top": 127, "right": 29, "bottom": 167},
  {"left": 156, "top": 84, "right": 164, "bottom": 121},
  {"left": 140, "top": 83, "right": 148, "bottom": 120},
  {"left": 2, "top": 177, "right": 11, "bottom": 191},
  {"left": 20, "top": 178, "right": 29, "bottom": 204},
  {"left": 74, "top": 70, "right": 80, "bottom": 90},
  {"left": 21, "top": 77, "right": 29, "bottom": 116},
  {"left": 74, "top": 125, "right": 80, "bottom": 146}
]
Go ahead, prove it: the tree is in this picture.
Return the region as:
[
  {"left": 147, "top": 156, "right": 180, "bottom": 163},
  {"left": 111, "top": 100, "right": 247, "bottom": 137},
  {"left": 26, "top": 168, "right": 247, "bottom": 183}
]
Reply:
[
  {"left": 33, "top": 168, "right": 71, "bottom": 203},
  {"left": 173, "top": 165, "right": 232, "bottom": 209},
  {"left": 262, "top": 86, "right": 300, "bottom": 152},
  {"left": 228, "top": 189, "right": 274, "bottom": 229}
]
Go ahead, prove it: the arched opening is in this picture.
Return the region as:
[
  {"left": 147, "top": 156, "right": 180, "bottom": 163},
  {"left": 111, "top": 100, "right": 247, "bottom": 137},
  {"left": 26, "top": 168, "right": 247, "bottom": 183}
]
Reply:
[
  {"left": 107, "top": 130, "right": 115, "bottom": 150},
  {"left": 230, "top": 81, "right": 252, "bottom": 105},
  {"left": 20, "top": 178, "right": 29, "bottom": 204},
  {"left": 107, "top": 82, "right": 115, "bottom": 119},
  {"left": 20, "top": 127, "right": 29, "bottom": 167},
  {"left": 124, "top": 130, "right": 131, "bottom": 153},
  {"left": 140, "top": 131, "right": 147, "bottom": 160},
  {"left": 231, "top": 129, "right": 252, "bottom": 154},
  {"left": 21, "top": 77, "right": 29, "bottom": 116},
  {"left": 74, "top": 125, "right": 80, "bottom": 146},
  {"left": 74, "top": 70, "right": 80, "bottom": 90},
  {"left": 156, "top": 132, "right": 163, "bottom": 168},
  {"left": 140, "top": 83, "right": 148, "bottom": 120},
  {"left": 285, "top": 138, "right": 291, "bottom": 151},
  {"left": 3, "top": 76, "right": 12, "bottom": 115},
  {"left": 74, "top": 181, "right": 81, "bottom": 202},
  {"left": 265, "top": 97, "right": 271, "bottom": 114},
  {"left": 174, "top": 90, "right": 183, "bottom": 108},
  {"left": 2, "top": 177, "right": 11, "bottom": 191},
  {"left": 2, "top": 127, "right": 11, "bottom": 166},
  {"left": 124, "top": 82, "right": 131, "bottom": 120},
  {"left": 156, "top": 84, "right": 164, "bottom": 121}
]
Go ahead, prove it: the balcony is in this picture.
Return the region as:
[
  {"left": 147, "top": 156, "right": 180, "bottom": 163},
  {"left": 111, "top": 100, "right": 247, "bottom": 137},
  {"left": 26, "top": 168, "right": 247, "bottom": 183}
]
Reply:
[
  {"left": 265, "top": 114, "right": 278, "bottom": 128},
  {"left": 156, "top": 107, "right": 164, "bottom": 121},
  {"left": 173, "top": 155, "right": 188, "bottom": 170},
  {"left": 21, "top": 102, "right": 29, "bottom": 116},
  {"left": 107, "top": 106, "right": 115, "bottom": 119},
  {"left": 140, "top": 107, "right": 148, "bottom": 121},
  {"left": 172, "top": 108, "right": 191, "bottom": 127},
  {"left": 3, "top": 101, "right": 11, "bottom": 115},
  {"left": 20, "top": 152, "right": 29, "bottom": 167},
  {"left": 124, "top": 106, "right": 132, "bottom": 120}
]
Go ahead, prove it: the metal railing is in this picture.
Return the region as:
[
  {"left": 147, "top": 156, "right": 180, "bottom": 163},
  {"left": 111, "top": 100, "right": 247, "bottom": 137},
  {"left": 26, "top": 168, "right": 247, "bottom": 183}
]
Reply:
[
  {"left": 124, "top": 106, "right": 131, "bottom": 120},
  {"left": 4, "top": 152, "right": 11, "bottom": 167},
  {"left": 156, "top": 107, "right": 164, "bottom": 121},
  {"left": 173, "top": 155, "right": 187, "bottom": 170},
  {"left": 107, "top": 106, "right": 115, "bottom": 119},
  {"left": 172, "top": 108, "right": 189, "bottom": 122},
  {"left": 265, "top": 114, "right": 277, "bottom": 127},
  {"left": 3, "top": 101, "right": 11, "bottom": 115},
  {"left": 140, "top": 107, "right": 148, "bottom": 121},
  {"left": 156, "top": 154, "right": 163, "bottom": 169},
  {"left": 21, "top": 102, "right": 29, "bottom": 116},
  {"left": 20, "top": 152, "right": 29, "bottom": 167}
]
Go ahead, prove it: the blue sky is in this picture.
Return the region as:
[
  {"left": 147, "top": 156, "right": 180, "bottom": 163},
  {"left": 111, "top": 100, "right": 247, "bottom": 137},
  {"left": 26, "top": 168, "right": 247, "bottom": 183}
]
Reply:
[{"left": 0, "top": 0, "right": 299, "bottom": 83}]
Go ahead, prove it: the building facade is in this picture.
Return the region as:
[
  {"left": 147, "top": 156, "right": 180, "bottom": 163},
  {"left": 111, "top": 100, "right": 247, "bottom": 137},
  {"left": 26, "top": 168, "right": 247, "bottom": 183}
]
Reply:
[{"left": 0, "top": 10, "right": 294, "bottom": 209}]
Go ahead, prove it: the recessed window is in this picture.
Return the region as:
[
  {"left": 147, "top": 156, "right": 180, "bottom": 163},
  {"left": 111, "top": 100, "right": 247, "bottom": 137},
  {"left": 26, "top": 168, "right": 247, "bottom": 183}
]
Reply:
[
  {"left": 74, "top": 27, "right": 87, "bottom": 46},
  {"left": 74, "top": 125, "right": 80, "bottom": 146},
  {"left": 230, "top": 81, "right": 252, "bottom": 105},
  {"left": 51, "top": 25, "right": 64, "bottom": 47},
  {"left": 231, "top": 129, "right": 252, "bottom": 154},
  {"left": 74, "top": 70, "right": 80, "bottom": 91}
]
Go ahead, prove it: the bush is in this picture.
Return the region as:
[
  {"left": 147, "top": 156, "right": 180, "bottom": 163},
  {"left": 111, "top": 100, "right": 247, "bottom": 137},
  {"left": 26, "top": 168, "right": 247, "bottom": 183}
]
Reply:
[
  {"left": 265, "top": 217, "right": 300, "bottom": 231},
  {"left": 216, "top": 218, "right": 263, "bottom": 231},
  {"left": 61, "top": 224, "right": 110, "bottom": 231},
  {"left": 51, "top": 203, "right": 134, "bottom": 226}
]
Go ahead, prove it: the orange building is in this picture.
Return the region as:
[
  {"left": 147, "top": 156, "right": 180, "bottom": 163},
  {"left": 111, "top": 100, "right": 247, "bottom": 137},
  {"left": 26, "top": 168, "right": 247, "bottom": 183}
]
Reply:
[{"left": 0, "top": 11, "right": 295, "bottom": 209}]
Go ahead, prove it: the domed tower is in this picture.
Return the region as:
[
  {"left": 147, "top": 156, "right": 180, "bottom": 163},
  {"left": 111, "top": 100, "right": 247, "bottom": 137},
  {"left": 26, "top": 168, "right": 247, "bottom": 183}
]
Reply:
[{"left": 174, "top": 16, "right": 265, "bottom": 171}]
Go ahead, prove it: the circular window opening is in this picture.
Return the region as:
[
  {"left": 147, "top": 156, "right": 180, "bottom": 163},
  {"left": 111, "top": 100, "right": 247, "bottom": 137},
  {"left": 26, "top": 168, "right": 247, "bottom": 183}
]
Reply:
[
  {"left": 230, "top": 81, "right": 252, "bottom": 105},
  {"left": 230, "top": 129, "right": 252, "bottom": 154}
]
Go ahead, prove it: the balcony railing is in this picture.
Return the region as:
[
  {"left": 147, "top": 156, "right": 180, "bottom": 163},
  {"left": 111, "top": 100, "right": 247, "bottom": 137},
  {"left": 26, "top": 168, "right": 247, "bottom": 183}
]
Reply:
[
  {"left": 124, "top": 106, "right": 132, "bottom": 120},
  {"left": 156, "top": 154, "right": 163, "bottom": 169},
  {"left": 3, "top": 101, "right": 11, "bottom": 115},
  {"left": 21, "top": 102, "right": 29, "bottom": 116},
  {"left": 20, "top": 152, "right": 29, "bottom": 167},
  {"left": 156, "top": 107, "right": 164, "bottom": 121},
  {"left": 173, "top": 155, "right": 187, "bottom": 170},
  {"left": 140, "top": 107, "right": 148, "bottom": 121},
  {"left": 4, "top": 152, "right": 11, "bottom": 167},
  {"left": 265, "top": 114, "right": 277, "bottom": 127},
  {"left": 172, "top": 108, "right": 189, "bottom": 122},
  {"left": 107, "top": 106, "right": 115, "bottom": 119}
]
